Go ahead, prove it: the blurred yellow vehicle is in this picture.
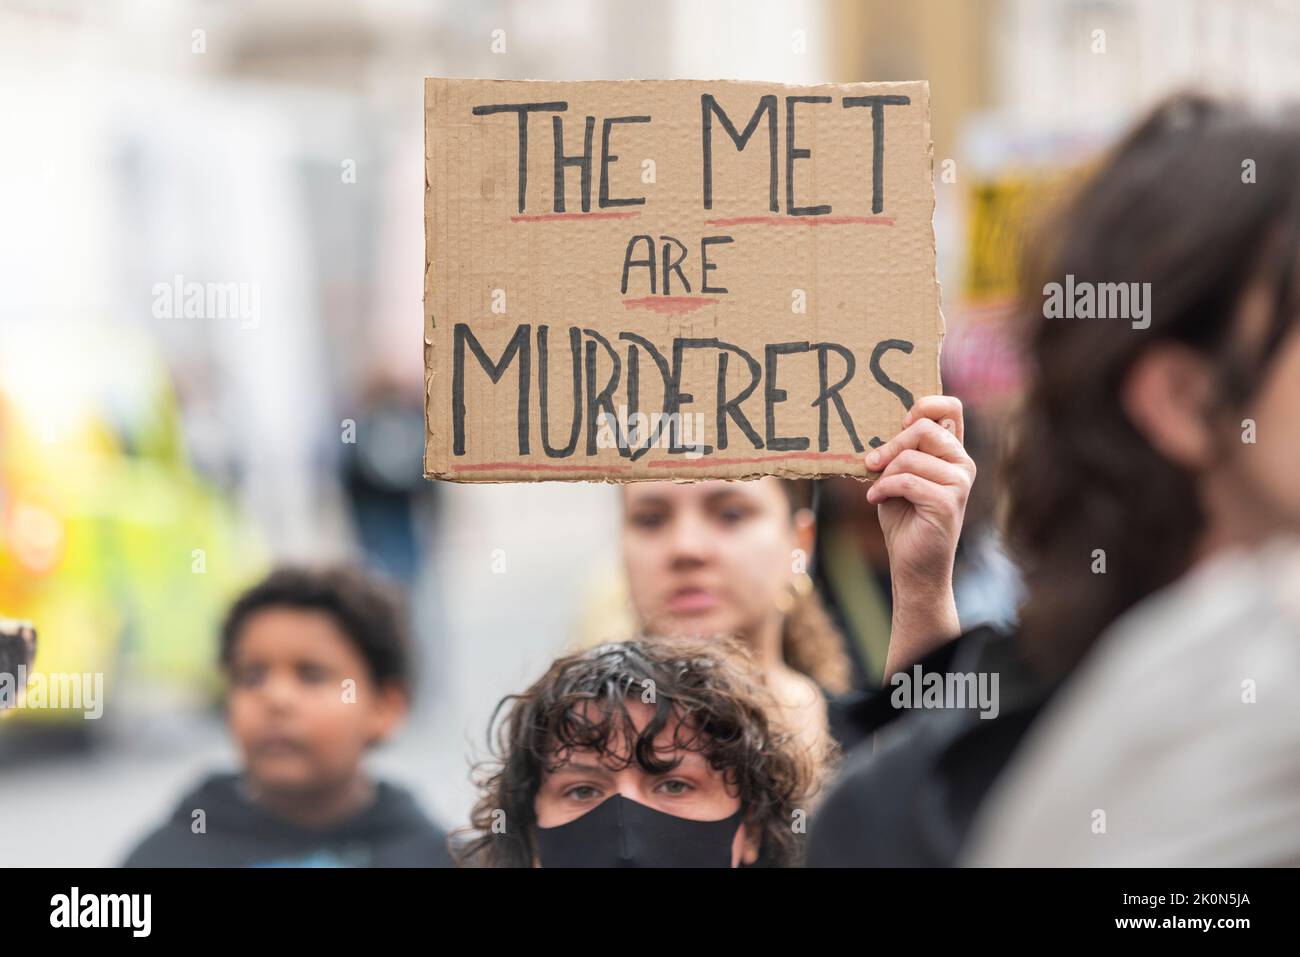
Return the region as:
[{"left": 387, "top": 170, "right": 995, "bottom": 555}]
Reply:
[{"left": 0, "top": 320, "right": 267, "bottom": 735}]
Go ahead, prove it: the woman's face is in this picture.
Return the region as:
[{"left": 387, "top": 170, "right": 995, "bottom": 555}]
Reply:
[
  {"left": 621, "top": 478, "right": 808, "bottom": 642},
  {"left": 1129, "top": 281, "right": 1300, "bottom": 553},
  {"left": 1219, "top": 322, "right": 1300, "bottom": 532}
]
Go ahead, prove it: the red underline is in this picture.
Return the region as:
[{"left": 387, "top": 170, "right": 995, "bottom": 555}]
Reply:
[
  {"left": 510, "top": 211, "right": 642, "bottom": 222},
  {"left": 704, "top": 215, "right": 895, "bottom": 227},
  {"left": 622, "top": 296, "right": 720, "bottom": 315},
  {"left": 447, "top": 452, "right": 863, "bottom": 475},
  {"left": 648, "top": 452, "right": 862, "bottom": 468},
  {"left": 448, "top": 462, "right": 612, "bottom": 474}
]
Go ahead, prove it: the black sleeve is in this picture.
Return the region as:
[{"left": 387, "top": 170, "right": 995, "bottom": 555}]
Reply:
[
  {"left": 376, "top": 821, "right": 457, "bottom": 868},
  {"left": 808, "top": 716, "right": 956, "bottom": 867},
  {"left": 120, "top": 824, "right": 187, "bottom": 868},
  {"left": 810, "top": 627, "right": 1037, "bottom": 867},
  {"left": 824, "top": 629, "right": 978, "bottom": 755},
  {"left": 407, "top": 825, "right": 455, "bottom": 868}
]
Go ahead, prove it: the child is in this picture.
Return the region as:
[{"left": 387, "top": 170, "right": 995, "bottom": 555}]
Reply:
[
  {"left": 454, "top": 635, "right": 823, "bottom": 867},
  {"left": 123, "top": 567, "right": 451, "bottom": 867}
]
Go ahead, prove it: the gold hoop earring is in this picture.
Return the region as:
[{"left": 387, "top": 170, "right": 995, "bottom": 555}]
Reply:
[{"left": 775, "top": 572, "right": 814, "bottom": 615}]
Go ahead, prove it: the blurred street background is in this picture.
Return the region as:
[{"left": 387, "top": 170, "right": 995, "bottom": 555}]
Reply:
[{"left": 2, "top": 0, "right": 1299, "bottom": 865}]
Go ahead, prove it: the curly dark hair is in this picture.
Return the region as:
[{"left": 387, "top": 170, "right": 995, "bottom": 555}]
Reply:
[
  {"left": 1005, "top": 92, "right": 1300, "bottom": 677},
  {"left": 453, "top": 635, "right": 822, "bottom": 867},
  {"left": 219, "top": 566, "right": 411, "bottom": 688}
]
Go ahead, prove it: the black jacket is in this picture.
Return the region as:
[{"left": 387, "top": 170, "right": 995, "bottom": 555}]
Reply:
[
  {"left": 122, "top": 772, "right": 454, "bottom": 868},
  {"left": 814, "top": 625, "right": 1055, "bottom": 866}
]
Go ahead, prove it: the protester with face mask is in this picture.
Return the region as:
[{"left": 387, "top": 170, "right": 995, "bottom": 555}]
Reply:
[
  {"left": 809, "top": 92, "right": 1300, "bottom": 867},
  {"left": 453, "top": 636, "right": 819, "bottom": 867}
]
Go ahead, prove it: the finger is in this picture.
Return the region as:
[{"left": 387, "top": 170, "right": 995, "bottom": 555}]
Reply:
[
  {"left": 866, "top": 418, "right": 970, "bottom": 475},
  {"left": 876, "top": 447, "right": 973, "bottom": 492},
  {"left": 902, "top": 395, "right": 963, "bottom": 441},
  {"left": 866, "top": 472, "right": 960, "bottom": 522},
  {"left": 900, "top": 395, "right": 964, "bottom": 445}
]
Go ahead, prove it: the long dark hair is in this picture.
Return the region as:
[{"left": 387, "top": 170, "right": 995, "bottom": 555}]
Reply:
[
  {"left": 453, "top": 635, "right": 819, "bottom": 867},
  {"left": 1005, "top": 93, "right": 1300, "bottom": 676}
]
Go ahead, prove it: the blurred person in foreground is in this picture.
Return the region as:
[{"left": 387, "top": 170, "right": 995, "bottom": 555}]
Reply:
[
  {"left": 809, "top": 93, "right": 1300, "bottom": 866},
  {"left": 0, "top": 618, "right": 36, "bottom": 712},
  {"left": 966, "top": 539, "right": 1300, "bottom": 865},
  {"left": 453, "top": 636, "right": 819, "bottom": 867},
  {"left": 123, "top": 567, "right": 452, "bottom": 867},
  {"left": 619, "top": 396, "right": 976, "bottom": 759}
]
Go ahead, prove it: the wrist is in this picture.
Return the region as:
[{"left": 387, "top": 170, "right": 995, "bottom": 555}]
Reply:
[
  {"left": 885, "top": 569, "right": 960, "bottom": 680},
  {"left": 891, "top": 563, "right": 956, "bottom": 613}
]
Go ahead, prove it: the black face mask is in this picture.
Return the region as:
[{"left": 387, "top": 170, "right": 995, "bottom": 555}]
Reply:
[{"left": 534, "top": 795, "right": 745, "bottom": 868}]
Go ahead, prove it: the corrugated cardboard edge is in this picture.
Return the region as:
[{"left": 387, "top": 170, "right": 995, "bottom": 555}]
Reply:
[
  {"left": 423, "top": 77, "right": 437, "bottom": 481},
  {"left": 923, "top": 79, "right": 946, "bottom": 418},
  {"left": 423, "top": 78, "right": 943, "bottom": 485}
]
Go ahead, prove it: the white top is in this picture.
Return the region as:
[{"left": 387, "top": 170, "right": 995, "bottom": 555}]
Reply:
[{"left": 964, "top": 537, "right": 1300, "bottom": 867}]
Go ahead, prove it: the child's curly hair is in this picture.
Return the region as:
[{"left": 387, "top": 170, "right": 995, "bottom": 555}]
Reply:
[{"left": 453, "top": 635, "right": 825, "bottom": 867}]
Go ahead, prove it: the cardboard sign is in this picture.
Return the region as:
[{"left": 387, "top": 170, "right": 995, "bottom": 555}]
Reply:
[{"left": 424, "top": 78, "right": 941, "bottom": 482}]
